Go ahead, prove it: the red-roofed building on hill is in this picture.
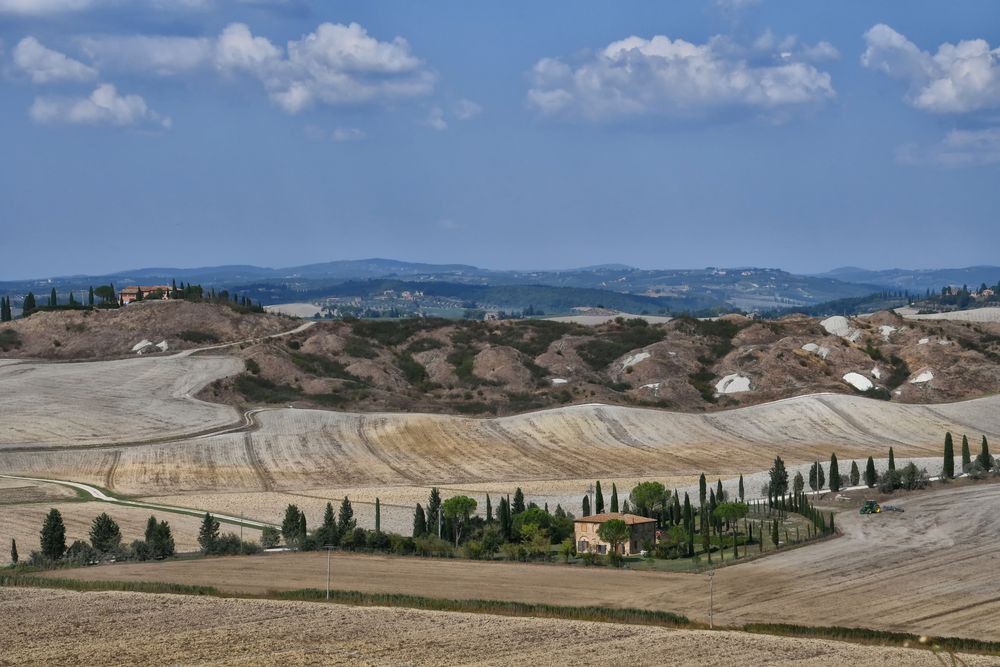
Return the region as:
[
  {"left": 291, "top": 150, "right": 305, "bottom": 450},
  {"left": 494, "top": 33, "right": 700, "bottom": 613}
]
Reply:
[
  {"left": 573, "top": 512, "right": 657, "bottom": 556},
  {"left": 119, "top": 285, "right": 172, "bottom": 305}
]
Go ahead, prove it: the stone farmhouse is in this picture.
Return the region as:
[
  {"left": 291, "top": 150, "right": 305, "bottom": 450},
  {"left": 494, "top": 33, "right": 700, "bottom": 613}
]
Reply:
[{"left": 573, "top": 512, "right": 657, "bottom": 556}]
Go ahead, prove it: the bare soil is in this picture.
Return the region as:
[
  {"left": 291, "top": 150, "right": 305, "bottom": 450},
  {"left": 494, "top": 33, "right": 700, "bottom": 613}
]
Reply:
[{"left": 2, "top": 587, "right": 995, "bottom": 666}]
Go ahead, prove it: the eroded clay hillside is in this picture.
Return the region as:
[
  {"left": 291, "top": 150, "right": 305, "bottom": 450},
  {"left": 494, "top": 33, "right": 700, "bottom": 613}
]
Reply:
[
  {"left": 200, "top": 312, "right": 1000, "bottom": 415},
  {"left": 0, "top": 300, "right": 295, "bottom": 359}
]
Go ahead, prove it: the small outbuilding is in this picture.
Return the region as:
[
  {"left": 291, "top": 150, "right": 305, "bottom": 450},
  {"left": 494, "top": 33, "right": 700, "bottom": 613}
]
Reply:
[{"left": 573, "top": 512, "right": 657, "bottom": 556}]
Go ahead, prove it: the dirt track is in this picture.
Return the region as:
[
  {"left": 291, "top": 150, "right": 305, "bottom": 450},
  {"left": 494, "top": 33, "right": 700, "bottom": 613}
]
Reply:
[
  {"left": 2, "top": 587, "right": 995, "bottom": 667},
  {"left": 51, "top": 482, "right": 1000, "bottom": 642}
]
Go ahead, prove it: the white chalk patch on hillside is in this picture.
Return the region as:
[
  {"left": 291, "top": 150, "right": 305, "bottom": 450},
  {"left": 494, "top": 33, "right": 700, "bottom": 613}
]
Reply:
[
  {"left": 131, "top": 339, "right": 152, "bottom": 352},
  {"left": 802, "top": 343, "right": 830, "bottom": 359},
  {"left": 918, "top": 338, "right": 930, "bottom": 345},
  {"left": 715, "top": 374, "right": 750, "bottom": 394},
  {"left": 910, "top": 370, "right": 934, "bottom": 384},
  {"left": 821, "top": 316, "right": 861, "bottom": 341},
  {"left": 621, "top": 352, "right": 651, "bottom": 370},
  {"left": 551, "top": 378, "right": 568, "bottom": 385},
  {"left": 871, "top": 367, "right": 881, "bottom": 379},
  {"left": 842, "top": 372, "right": 873, "bottom": 392},
  {"left": 879, "top": 325, "right": 896, "bottom": 341}
]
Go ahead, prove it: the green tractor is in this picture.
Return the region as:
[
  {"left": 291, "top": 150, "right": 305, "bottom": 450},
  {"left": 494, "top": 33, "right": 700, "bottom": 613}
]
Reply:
[{"left": 859, "top": 500, "right": 881, "bottom": 515}]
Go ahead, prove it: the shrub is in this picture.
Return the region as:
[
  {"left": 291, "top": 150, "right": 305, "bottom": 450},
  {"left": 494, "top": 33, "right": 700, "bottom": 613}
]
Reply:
[
  {"left": 129, "top": 539, "right": 151, "bottom": 562},
  {"left": 343, "top": 336, "right": 379, "bottom": 358},
  {"left": 244, "top": 358, "right": 261, "bottom": 375},
  {"left": 462, "top": 540, "right": 485, "bottom": 560},
  {"left": 899, "top": 462, "right": 930, "bottom": 490},
  {"left": 233, "top": 374, "right": 300, "bottom": 403},
  {"left": 0, "top": 329, "right": 22, "bottom": 351},
  {"left": 64, "top": 540, "right": 98, "bottom": 566},
  {"left": 877, "top": 469, "right": 902, "bottom": 493},
  {"left": 260, "top": 527, "right": 280, "bottom": 549},
  {"left": 177, "top": 330, "right": 219, "bottom": 344}
]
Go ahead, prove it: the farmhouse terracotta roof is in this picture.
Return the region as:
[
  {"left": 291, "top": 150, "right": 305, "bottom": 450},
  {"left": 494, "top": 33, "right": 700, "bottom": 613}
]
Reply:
[{"left": 573, "top": 512, "right": 656, "bottom": 525}]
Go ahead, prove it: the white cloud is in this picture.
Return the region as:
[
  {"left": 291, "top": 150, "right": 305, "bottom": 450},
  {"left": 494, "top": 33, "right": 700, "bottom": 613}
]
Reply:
[
  {"left": 78, "top": 35, "right": 212, "bottom": 76},
  {"left": 425, "top": 106, "right": 447, "bottom": 130},
  {"left": 77, "top": 21, "right": 435, "bottom": 114},
  {"left": 897, "top": 128, "right": 1000, "bottom": 168},
  {"left": 862, "top": 24, "right": 1000, "bottom": 114},
  {"left": 454, "top": 98, "right": 482, "bottom": 120},
  {"left": 14, "top": 36, "right": 97, "bottom": 83},
  {"left": 527, "top": 33, "right": 835, "bottom": 122},
  {"left": 0, "top": 0, "right": 94, "bottom": 15},
  {"left": 30, "top": 83, "right": 170, "bottom": 128}
]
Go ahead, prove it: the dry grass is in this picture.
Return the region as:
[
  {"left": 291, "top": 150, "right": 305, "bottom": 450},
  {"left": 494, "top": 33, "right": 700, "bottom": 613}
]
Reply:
[{"left": 1, "top": 586, "right": 994, "bottom": 666}]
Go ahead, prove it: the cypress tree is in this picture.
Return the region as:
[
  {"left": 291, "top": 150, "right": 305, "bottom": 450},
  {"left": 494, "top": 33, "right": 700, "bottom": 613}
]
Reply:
[
  {"left": 738, "top": 474, "right": 745, "bottom": 502},
  {"left": 715, "top": 478, "right": 724, "bottom": 502},
  {"left": 49, "top": 287, "right": 57, "bottom": 307},
  {"left": 23, "top": 292, "right": 36, "bottom": 314},
  {"left": 427, "top": 488, "right": 441, "bottom": 532},
  {"left": 699, "top": 473, "right": 707, "bottom": 508},
  {"left": 145, "top": 515, "right": 158, "bottom": 542},
  {"left": 512, "top": 488, "right": 525, "bottom": 515},
  {"left": 594, "top": 481, "right": 604, "bottom": 514},
  {"left": 865, "top": 456, "right": 877, "bottom": 488},
  {"left": 671, "top": 490, "right": 681, "bottom": 525},
  {"left": 769, "top": 456, "right": 789, "bottom": 496},
  {"left": 298, "top": 513, "right": 307, "bottom": 542},
  {"left": 771, "top": 519, "right": 779, "bottom": 549},
  {"left": 793, "top": 470, "right": 804, "bottom": 495},
  {"left": 582, "top": 495, "right": 591, "bottom": 517},
  {"left": 978, "top": 436, "right": 992, "bottom": 470},
  {"left": 412, "top": 503, "right": 426, "bottom": 537},
  {"left": 10, "top": 538, "right": 17, "bottom": 564},
  {"left": 40, "top": 508, "right": 66, "bottom": 560},
  {"left": 610, "top": 483, "right": 619, "bottom": 512},
  {"left": 829, "top": 453, "right": 841, "bottom": 492},
  {"left": 888, "top": 447, "right": 896, "bottom": 473},
  {"left": 485, "top": 494, "right": 493, "bottom": 523},
  {"left": 337, "top": 496, "right": 355, "bottom": 534},
  {"left": 682, "top": 493, "right": 694, "bottom": 556},
  {"left": 850, "top": 460, "right": 860, "bottom": 487},
  {"left": 809, "top": 461, "right": 820, "bottom": 491},
  {"left": 943, "top": 432, "right": 955, "bottom": 478},
  {"left": 88, "top": 286, "right": 95, "bottom": 306},
  {"left": 622, "top": 500, "right": 630, "bottom": 513},
  {"left": 375, "top": 498, "right": 381, "bottom": 534},
  {"left": 961, "top": 435, "right": 972, "bottom": 471}
]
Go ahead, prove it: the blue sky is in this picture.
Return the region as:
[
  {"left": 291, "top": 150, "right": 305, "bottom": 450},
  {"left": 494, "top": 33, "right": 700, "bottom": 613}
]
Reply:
[{"left": 2, "top": 0, "right": 999, "bottom": 279}]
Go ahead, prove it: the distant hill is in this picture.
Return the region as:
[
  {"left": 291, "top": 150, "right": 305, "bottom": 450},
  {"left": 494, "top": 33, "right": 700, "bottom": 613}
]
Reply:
[
  {"left": 818, "top": 266, "right": 1000, "bottom": 292},
  {"left": 0, "top": 259, "right": 959, "bottom": 316}
]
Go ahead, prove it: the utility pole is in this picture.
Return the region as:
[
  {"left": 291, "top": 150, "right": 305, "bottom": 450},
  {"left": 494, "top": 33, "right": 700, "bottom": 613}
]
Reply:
[
  {"left": 324, "top": 545, "right": 335, "bottom": 600},
  {"left": 708, "top": 570, "right": 715, "bottom": 629}
]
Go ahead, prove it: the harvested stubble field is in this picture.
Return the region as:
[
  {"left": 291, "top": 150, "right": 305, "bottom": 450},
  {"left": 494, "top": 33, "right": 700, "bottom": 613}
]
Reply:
[
  {"left": 899, "top": 307, "right": 1000, "bottom": 323},
  {"left": 50, "top": 482, "right": 1000, "bottom": 642},
  {"left": 0, "top": 477, "right": 78, "bottom": 505},
  {"left": 0, "top": 354, "right": 242, "bottom": 449},
  {"left": 0, "top": 501, "right": 223, "bottom": 564},
  {"left": 4, "top": 393, "right": 998, "bottom": 496},
  {"left": 1, "top": 587, "right": 995, "bottom": 667}
]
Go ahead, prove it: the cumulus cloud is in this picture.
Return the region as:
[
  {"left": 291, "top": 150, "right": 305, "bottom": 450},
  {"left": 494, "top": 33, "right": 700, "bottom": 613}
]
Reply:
[
  {"left": 862, "top": 24, "right": 1000, "bottom": 114},
  {"left": 897, "top": 128, "right": 1000, "bottom": 168},
  {"left": 77, "top": 21, "right": 435, "bottom": 114},
  {"left": 78, "top": 35, "right": 212, "bottom": 76},
  {"left": 29, "top": 83, "right": 170, "bottom": 128},
  {"left": 527, "top": 33, "right": 835, "bottom": 122},
  {"left": 14, "top": 36, "right": 97, "bottom": 83}
]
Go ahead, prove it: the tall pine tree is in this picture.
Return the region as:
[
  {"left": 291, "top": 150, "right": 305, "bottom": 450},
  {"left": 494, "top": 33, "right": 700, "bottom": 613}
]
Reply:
[
  {"left": 865, "top": 456, "right": 877, "bottom": 488},
  {"left": 850, "top": 460, "right": 860, "bottom": 487},
  {"left": 594, "top": 481, "right": 604, "bottom": 514},
  {"left": 582, "top": 495, "right": 591, "bottom": 517},
  {"left": 610, "top": 483, "right": 619, "bottom": 512},
  {"left": 198, "top": 513, "right": 220, "bottom": 552},
  {"left": 485, "top": 494, "right": 493, "bottom": 523},
  {"left": 40, "top": 508, "right": 66, "bottom": 560},
  {"left": 888, "top": 447, "right": 896, "bottom": 473},
  {"left": 512, "top": 488, "right": 525, "bottom": 515},
  {"left": 961, "top": 435, "right": 972, "bottom": 471},
  {"left": 337, "top": 496, "right": 356, "bottom": 534}
]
